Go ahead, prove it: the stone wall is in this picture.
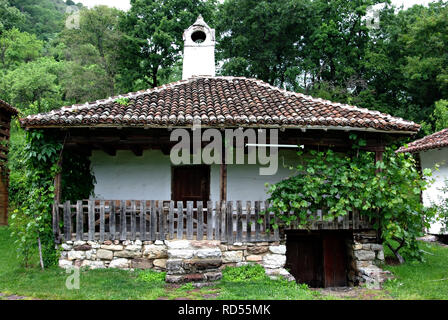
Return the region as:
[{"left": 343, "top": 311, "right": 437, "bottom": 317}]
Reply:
[
  {"left": 348, "top": 231, "right": 392, "bottom": 289},
  {"left": 58, "top": 239, "right": 293, "bottom": 283}
]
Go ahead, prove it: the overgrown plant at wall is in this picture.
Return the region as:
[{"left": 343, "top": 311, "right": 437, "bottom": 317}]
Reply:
[
  {"left": 9, "top": 130, "right": 62, "bottom": 269},
  {"left": 8, "top": 129, "right": 96, "bottom": 269},
  {"left": 267, "top": 135, "right": 434, "bottom": 263}
]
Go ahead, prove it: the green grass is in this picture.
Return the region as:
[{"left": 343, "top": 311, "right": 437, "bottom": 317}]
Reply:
[
  {"left": 382, "top": 242, "right": 448, "bottom": 300},
  {"left": 2, "top": 225, "right": 448, "bottom": 300},
  {"left": 0, "top": 226, "right": 318, "bottom": 300}
]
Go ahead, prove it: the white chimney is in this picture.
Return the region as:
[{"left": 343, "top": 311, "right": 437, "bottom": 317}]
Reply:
[{"left": 182, "top": 15, "right": 216, "bottom": 80}]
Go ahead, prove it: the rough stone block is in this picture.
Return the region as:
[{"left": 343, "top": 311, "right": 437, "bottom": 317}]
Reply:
[
  {"left": 262, "top": 254, "right": 286, "bottom": 269},
  {"left": 166, "top": 259, "right": 185, "bottom": 274},
  {"left": 59, "top": 259, "right": 73, "bottom": 269},
  {"left": 205, "top": 271, "right": 222, "bottom": 281},
  {"left": 143, "top": 245, "right": 168, "bottom": 259},
  {"left": 222, "top": 251, "right": 243, "bottom": 263},
  {"left": 109, "top": 258, "right": 129, "bottom": 269},
  {"left": 246, "top": 255, "right": 263, "bottom": 262},
  {"left": 168, "top": 249, "right": 195, "bottom": 259},
  {"left": 354, "top": 250, "right": 376, "bottom": 261},
  {"left": 131, "top": 258, "right": 153, "bottom": 269},
  {"left": 114, "top": 250, "right": 142, "bottom": 258},
  {"left": 247, "top": 246, "right": 269, "bottom": 255},
  {"left": 196, "top": 248, "right": 221, "bottom": 259},
  {"left": 153, "top": 259, "right": 167, "bottom": 269},
  {"left": 183, "top": 259, "right": 222, "bottom": 271},
  {"left": 67, "top": 250, "right": 86, "bottom": 261},
  {"left": 96, "top": 249, "right": 113, "bottom": 260},
  {"left": 100, "top": 244, "right": 124, "bottom": 251},
  {"left": 165, "top": 240, "right": 192, "bottom": 250},
  {"left": 269, "top": 245, "right": 286, "bottom": 254}
]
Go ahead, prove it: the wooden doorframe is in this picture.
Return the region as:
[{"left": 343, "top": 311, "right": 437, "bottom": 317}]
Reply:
[{"left": 170, "top": 164, "right": 211, "bottom": 202}]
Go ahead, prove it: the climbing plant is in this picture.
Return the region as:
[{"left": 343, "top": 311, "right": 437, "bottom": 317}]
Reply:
[
  {"left": 9, "top": 129, "right": 95, "bottom": 268},
  {"left": 267, "top": 135, "right": 434, "bottom": 263}
]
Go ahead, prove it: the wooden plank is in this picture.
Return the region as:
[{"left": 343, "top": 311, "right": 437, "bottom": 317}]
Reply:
[
  {"left": 245, "top": 201, "right": 252, "bottom": 242},
  {"left": 76, "top": 200, "right": 83, "bottom": 241},
  {"left": 130, "top": 200, "right": 136, "bottom": 241},
  {"left": 264, "top": 201, "right": 270, "bottom": 240},
  {"left": 220, "top": 201, "right": 226, "bottom": 241},
  {"left": 110, "top": 201, "right": 116, "bottom": 240},
  {"left": 186, "top": 201, "right": 193, "bottom": 240},
  {"left": 226, "top": 201, "right": 233, "bottom": 244},
  {"left": 214, "top": 201, "right": 220, "bottom": 240},
  {"left": 150, "top": 200, "right": 157, "bottom": 241},
  {"left": 120, "top": 200, "right": 126, "bottom": 241},
  {"left": 168, "top": 201, "right": 174, "bottom": 240},
  {"left": 236, "top": 201, "right": 243, "bottom": 242},
  {"left": 177, "top": 201, "right": 183, "bottom": 239},
  {"left": 64, "top": 201, "right": 71, "bottom": 241},
  {"left": 158, "top": 201, "right": 164, "bottom": 240},
  {"left": 255, "top": 201, "right": 261, "bottom": 241},
  {"left": 88, "top": 200, "right": 95, "bottom": 241},
  {"left": 197, "top": 201, "right": 203, "bottom": 240},
  {"left": 140, "top": 201, "right": 146, "bottom": 240},
  {"left": 207, "top": 201, "right": 213, "bottom": 240},
  {"left": 99, "top": 200, "right": 105, "bottom": 242}
]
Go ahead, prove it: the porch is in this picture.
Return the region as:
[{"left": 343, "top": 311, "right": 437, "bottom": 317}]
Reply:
[{"left": 54, "top": 199, "right": 372, "bottom": 244}]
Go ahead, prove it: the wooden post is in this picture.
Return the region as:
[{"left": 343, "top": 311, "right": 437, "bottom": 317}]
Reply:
[
  {"left": 375, "top": 147, "right": 384, "bottom": 241},
  {"left": 52, "top": 157, "right": 62, "bottom": 243},
  {"left": 220, "top": 136, "right": 227, "bottom": 203}
]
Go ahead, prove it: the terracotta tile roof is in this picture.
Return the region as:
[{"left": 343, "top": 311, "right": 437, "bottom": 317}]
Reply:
[
  {"left": 20, "top": 76, "right": 420, "bottom": 133},
  {"left": 0, "top": 99, "right": 18, "bottom": 115},
  {"left": 397, "top": 128, "right": 448, "bottom": 153}
]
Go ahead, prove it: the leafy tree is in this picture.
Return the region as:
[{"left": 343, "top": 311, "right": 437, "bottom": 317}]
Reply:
[
  {"left": 432, "top": 99, "right": 448, "bottom": 131},
  {"left": 0, "top": 0, "right": 25, "bottom": 32},
  {"left": 60, "top": 6, "right": 123, "bottom": 99},
  {"left": 0, "top": 57, "right": 65, "bottom": 113},
  {"left": 118, "top": 0, "right": 217, "bottom": 91},
  {"left": 0, "top": 28, "right": 43, "bottom": 71},
  {"left": 9, "top": 0, "right": 68, "bottom": 40}
]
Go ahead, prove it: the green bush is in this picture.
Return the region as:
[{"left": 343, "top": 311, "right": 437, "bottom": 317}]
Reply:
[
  {"left": 136, "top": 270, "right": 166, "bottom": 283},
  {"left": 222, "top": 264, "right": 269, "bottom": 282}
]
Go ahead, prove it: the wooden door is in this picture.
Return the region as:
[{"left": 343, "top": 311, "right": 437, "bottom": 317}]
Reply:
[
  {"left": 286, "top": 233, "right": 324, "bottom": 288},
  {"left": 171, "top": 165, "right": 210, "bottom": 205},
  {"left": 323, "top": 233, "right": 348, "bottom": 287}
]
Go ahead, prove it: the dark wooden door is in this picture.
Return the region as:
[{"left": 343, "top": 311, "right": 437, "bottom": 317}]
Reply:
[
  {"left": 286, "top": 233, "right": 324, "bottom": 288},
  {"left": 171, "top": 165, "right": 210, "bottom": 205},
  {"left": 286, "top": 232, "right": 349, "bottom": 288},
  {"left": 323, "top": 233, "right": 348, "bottom": 287}
]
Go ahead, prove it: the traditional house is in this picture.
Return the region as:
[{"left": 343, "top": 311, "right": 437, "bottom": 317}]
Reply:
[
  {"left": 0, "top": 99, "right": 18, "bottom": 226},
  {"left": 20, "top": 16, "right": 419, "bottom": 287},
  {"left": 398, "top": 128, "right": 448, "bottom": 235}
]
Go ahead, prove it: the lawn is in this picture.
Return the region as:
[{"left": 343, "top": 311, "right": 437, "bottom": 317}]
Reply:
[
  {"left": 0, "top": 226, "right": 318, "bottom": 300},
  {"left": 1, "top": 226, "right": 447, "bottom": 300}
]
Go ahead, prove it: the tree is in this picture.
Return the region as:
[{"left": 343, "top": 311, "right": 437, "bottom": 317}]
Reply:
[
  {"left": 118, "top": 0, "right": 217, "bottom": 91},
  {"left": 0, "top": 0, "right": 24, "bottom": 33},
  {"left": 217, "top": 0, "right": 312, "bottom": 87},
  {"left": 432, "top": 99, "right": 448, "bottom": 131},
  {"left": 58, "top": 6, "right": 124, "bottom": 101},
  {"left": 0, "top": 57, "right": 65, "bottom": 113},
  {"left": 0, "top": 28, "right": 43, "bottom": 71}
]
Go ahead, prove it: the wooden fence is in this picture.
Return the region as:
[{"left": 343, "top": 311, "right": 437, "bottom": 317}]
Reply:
[{"left": 54, "top": 200, "right": 372, "bottom": 244}]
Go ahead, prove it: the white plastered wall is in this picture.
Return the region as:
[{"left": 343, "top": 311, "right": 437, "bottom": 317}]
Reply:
[{"left": 419, "top": 148, "right": 448, "bottom": 235}]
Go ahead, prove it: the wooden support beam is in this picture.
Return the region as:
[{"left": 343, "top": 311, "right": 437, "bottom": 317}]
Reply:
[
  {"left": 220, "top": 142, "right": 227, "bottom": 203},
  {"left": 53, "top": 157, "right": 63, "bottom": 243}
]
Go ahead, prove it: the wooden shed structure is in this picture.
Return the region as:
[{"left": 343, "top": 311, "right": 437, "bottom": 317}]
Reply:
[{"left": 0, "top": 99, "right": 18, "bottom": 225}]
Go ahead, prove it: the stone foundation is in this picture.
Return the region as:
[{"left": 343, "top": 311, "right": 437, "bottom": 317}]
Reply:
[
  {"left": 59, "top": 232, "right": 390, "bottom": 288},
  {"left": 58, "top": 239, "right": 293, "bottom": 283},
  {"left": 348, "top": 231, "right": 393, "bottom": 289}
]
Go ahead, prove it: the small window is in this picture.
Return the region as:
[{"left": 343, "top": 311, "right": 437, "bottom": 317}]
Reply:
[{"left": 191, "top": 30, "right": 207, "bottom": 43}]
